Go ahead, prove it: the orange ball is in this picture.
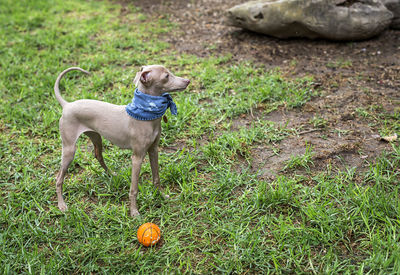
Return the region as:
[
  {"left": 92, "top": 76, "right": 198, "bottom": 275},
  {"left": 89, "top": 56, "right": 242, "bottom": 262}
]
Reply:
[{"left": 137, "top": 223, "right": 161, "bottom": 247}]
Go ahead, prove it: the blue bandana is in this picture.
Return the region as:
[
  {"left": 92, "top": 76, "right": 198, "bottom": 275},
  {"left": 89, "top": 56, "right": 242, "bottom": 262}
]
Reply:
[{"left": 125, "top": 89, "right": 178, "bottom": 121}]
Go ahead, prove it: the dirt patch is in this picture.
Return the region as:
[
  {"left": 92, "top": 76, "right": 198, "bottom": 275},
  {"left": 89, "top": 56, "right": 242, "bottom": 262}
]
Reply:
[{"left": 130, "top": 0, "right": 399, "bottom": 178}]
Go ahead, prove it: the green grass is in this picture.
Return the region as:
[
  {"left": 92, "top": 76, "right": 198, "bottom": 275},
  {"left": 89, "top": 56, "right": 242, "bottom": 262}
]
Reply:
[
  {"left": 1, "top": 0, "right": 400, "bottom": 273},
  {"left": 283, "top": 142, "right": 314, "bottom": 171},
  {"left": 356, "top": 105, "right": 400, "bottom": 137}
]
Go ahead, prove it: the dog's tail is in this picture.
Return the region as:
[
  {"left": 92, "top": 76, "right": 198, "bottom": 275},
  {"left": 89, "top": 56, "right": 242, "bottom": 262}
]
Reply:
[{"left": 54, "top": 67, "right": 90, "bottom": 107}]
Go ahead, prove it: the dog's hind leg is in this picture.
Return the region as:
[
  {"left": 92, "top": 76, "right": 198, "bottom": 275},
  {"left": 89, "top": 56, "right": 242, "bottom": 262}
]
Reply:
[
  {"left": 56, "top": 120, "right": 83, "bottom": 212},
  {"left": 56, "top": 142, "right": 77, "bottom": 212},
  {"left": 84, "top": 131, "right": 110, "bottom": 174}
]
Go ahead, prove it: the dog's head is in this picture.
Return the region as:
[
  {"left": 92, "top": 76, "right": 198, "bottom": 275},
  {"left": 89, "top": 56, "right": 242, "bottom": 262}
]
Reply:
[{"left": 134, "top": 65, "right": 190, "bottom": 95}]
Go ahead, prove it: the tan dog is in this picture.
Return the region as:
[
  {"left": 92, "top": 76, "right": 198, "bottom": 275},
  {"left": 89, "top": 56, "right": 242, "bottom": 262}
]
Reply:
[{"left": 54, "top": 66, "right": 190, "bottom": 216}]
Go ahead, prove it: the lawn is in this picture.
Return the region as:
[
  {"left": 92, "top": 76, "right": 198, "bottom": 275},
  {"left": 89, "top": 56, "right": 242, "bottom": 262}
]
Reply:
[{"left": 1, "top": 0, "right": 400, "bottom": 273}]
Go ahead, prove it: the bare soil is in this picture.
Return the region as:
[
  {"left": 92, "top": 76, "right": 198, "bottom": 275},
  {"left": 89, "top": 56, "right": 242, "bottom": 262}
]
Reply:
[{"left": 131, "top": 0, "right": 400, "bottom": 179}]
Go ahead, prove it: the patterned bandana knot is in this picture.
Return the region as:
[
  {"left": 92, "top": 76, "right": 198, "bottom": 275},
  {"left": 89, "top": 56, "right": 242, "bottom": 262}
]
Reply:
[{"left": 125, "top": 89, "right": 177, "bottom": 121}]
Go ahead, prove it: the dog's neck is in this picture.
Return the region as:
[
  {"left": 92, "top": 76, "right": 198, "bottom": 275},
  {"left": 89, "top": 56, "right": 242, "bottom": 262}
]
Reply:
[
  {"left": 136, "top": 83, "right": 161, "bottom": 97},
  {"left": 125, "top": 89, "right": 177, "bottom": 121}
]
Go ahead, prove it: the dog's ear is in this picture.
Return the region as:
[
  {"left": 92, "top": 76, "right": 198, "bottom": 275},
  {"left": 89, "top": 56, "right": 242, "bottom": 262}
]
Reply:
[
  {"left": 140, "top": 70, "right": 152, "bottom": 86},
  {"left": 133, "top": 71, "right": 140, "bottom": 87}
]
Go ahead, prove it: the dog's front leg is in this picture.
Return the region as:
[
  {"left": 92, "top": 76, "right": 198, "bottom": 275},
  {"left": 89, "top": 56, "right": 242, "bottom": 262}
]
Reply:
[
  {"left": 130, "top": 154, "right": 145, "bottom": 217},
  {"left": 148, "top": 141, "right": 160, "bottom": 190},
  {"left": 149, "top": 140, "right": 170, "bottom": 199}
]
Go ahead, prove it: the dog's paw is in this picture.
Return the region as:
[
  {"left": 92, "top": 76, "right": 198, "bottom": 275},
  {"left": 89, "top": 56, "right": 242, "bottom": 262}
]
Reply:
[
  {"left": 109, "top": 171, "right": 117, "bottom": 177},
  {"left": 58, "top": 202, "right": 68, "bottom": 212},
  {"left": 157, "top": 191, "right": 170, "bottom": 201},
  {"left": 130, "top": 209, "right": 140, "bottom": 217},
  {"left": 164, "top": 194, "right": 170, "bottom": 199},
  {"left": 155, "top": 187, "right": 169, "bottom": 200}
]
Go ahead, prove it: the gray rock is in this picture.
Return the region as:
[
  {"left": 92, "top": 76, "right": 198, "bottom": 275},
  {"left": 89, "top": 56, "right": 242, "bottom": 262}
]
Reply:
[
  {"left": 226, "top": 0, "right": 394, "bottom": 40},
  {"left": 382, "top": 0, "right": 400, "bottom": 29}
]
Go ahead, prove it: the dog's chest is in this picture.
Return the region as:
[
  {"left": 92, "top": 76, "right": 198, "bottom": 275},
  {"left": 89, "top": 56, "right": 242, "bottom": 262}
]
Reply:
[{"left": 128, "top": 119, "right": 162, "bottom": 148}]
